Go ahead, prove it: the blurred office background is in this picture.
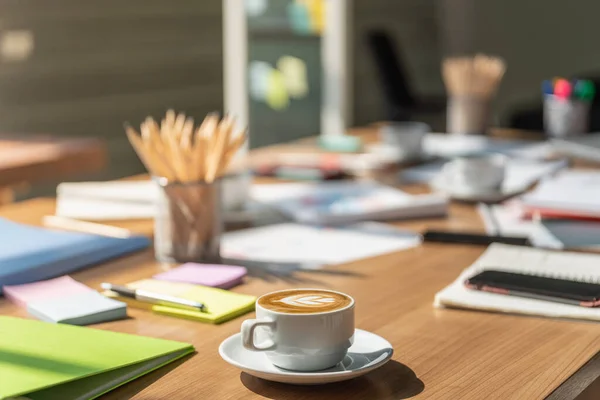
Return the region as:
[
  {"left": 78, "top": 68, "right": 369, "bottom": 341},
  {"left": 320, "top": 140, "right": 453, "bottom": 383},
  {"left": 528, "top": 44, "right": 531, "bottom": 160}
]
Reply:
[{"left": 1, "top": 0, "right": 599, "bottom": 184}]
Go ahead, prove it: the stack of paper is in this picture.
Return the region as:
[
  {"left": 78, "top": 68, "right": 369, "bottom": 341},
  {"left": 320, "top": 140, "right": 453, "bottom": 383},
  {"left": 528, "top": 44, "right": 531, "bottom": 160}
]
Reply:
[
  {"left": 103, "top": 279, "right": 256, "bottom": 324},
  {"left": 250, "top": 181, "right": 448, "bottom": 224},
  {"left": 0, "top": 316, "right": 194, "bottom": 400},
  {"left": 4, "top": 276, "right": 127, "bottom": 325},
  {"left": 522, "top": 171, "right": 600, "bottom": 219},
  {"left": 0, "top": 218, "right": 150, "bottom": 292},
  {"left": 435, "top": 243, "right": 600, "bottom": 321},
  {"left": 56, "top": 178, "right": 253, "bottom": 221},
  {"left": 221, "top": 222, "right": 421, "bottom": 265},
  {"left": 56, "top": 180, "right": 156, "bottom": 220}
]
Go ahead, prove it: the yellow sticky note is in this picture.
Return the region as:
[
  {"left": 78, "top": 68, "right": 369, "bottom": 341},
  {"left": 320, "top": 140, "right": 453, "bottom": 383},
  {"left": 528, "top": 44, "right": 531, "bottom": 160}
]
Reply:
[
  {"left": 266, "top": 69, "right": 290, "bottom": 110},
  {"left": 104, "top": 279, "right": 256, "bottom": 324},
  {"left": 306, "top": 0, "right": 325, "bottom": 34},
  {"left": 277, "top": 55, "right": 309, "bottom": 99}
]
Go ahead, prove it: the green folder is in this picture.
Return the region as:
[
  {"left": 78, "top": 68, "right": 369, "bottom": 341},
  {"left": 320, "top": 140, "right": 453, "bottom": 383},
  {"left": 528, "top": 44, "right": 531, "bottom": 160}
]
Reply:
[{"left": 0, "top": 316, "right": 195, "bottom": 400}]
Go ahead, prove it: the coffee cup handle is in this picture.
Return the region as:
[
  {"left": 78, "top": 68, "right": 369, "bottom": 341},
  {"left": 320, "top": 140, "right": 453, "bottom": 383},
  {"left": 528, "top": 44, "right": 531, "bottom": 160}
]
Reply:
[{"left": 241, "top": 319, "right": 277, "bottom": 351}]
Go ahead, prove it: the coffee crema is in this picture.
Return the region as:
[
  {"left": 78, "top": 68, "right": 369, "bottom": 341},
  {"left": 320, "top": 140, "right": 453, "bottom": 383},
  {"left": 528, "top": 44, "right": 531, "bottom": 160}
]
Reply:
[{"left": 258, "top": 289, "right": 352, "bottom": 314}]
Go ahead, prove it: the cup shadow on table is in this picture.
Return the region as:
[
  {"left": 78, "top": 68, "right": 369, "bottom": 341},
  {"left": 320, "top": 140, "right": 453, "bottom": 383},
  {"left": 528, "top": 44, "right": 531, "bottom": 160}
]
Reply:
[{"left": 240, "top": 359, "right": 424, "bottom": 399}]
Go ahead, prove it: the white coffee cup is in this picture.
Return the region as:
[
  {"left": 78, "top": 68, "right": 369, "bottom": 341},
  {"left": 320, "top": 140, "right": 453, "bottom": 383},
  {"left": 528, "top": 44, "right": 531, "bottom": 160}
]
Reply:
[
  {"left": 379, "top": 122, "right": 430, "bottom": 159},
  {"left": 441, "top": 153, "right": 506, "bottom": 190},
  {"left": 241, "top": 288, "right": 355, "bottom": 371}
]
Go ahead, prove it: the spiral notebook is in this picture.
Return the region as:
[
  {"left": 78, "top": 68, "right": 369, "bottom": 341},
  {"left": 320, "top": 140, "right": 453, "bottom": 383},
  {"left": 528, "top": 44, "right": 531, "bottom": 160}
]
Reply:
[{"left": 434, "top": 244, "right": 600, "bottom": 321}]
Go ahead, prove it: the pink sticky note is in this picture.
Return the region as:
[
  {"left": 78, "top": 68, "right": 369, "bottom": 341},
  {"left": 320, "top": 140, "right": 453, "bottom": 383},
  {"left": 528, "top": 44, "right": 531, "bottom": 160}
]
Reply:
[
  {"left": 3, "top": 276, "right": 91, "bottom": 308},
  {"left": 153, "top": 264, "right": 247, "bottom": 289}
]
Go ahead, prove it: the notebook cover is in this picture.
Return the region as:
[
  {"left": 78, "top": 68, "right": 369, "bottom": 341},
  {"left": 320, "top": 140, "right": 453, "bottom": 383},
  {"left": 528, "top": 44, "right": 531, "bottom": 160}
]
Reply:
[
  {"left": 153, "top": 264, "right": 248, "bottom": 289},
  {"left": 0, "top": 218, "right": 150, "bottom": 293},
  {"left": 103, "top": 279, "right": 256, "bottom": 324},
  {"left": 0, "top": 316, "right": 194, "bottom": 400}
]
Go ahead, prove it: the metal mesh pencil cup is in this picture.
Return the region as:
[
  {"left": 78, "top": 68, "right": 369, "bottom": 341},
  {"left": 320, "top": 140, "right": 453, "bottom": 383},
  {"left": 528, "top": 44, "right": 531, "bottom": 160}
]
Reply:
[
  {"left": 154, "top": 177, "right": 223, "bottom": 263},
  {"left": 447, "top": 95, "right": 492, "bottom": 135},
  {"left": 544, "top": 94, "right": 590, "bottom": 137}
]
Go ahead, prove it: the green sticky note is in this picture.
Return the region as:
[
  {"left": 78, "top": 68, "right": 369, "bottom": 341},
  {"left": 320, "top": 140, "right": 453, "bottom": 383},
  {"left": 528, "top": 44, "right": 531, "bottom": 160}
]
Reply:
[{"left": 266, "top": 69, "right": 290, "bottom": 110}]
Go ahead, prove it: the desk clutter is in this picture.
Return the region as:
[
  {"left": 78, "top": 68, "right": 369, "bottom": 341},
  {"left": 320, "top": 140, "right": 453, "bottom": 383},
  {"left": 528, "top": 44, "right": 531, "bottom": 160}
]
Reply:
[{"left": 8, "top": 100, "right": 600, "bottom": 397}]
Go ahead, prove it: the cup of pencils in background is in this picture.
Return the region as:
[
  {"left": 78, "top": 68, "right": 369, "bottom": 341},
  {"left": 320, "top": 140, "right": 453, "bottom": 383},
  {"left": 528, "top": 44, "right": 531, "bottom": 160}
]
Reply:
[
  {"left": 543, "top": 78, "right": 595, "bottom": 137},
  {"left": 125, "top": 111, "right": 247, "bottom": 263},
  {"left": 442, "top": 54, "right": 506, "bottom": 135}
]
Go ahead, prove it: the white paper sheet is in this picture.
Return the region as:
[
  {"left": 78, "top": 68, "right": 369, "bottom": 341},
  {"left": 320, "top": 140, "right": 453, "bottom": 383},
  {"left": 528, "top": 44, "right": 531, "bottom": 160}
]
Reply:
[
  {"left": 522, "top": 171, "right": 600, "bottom": 212},
  {"left": 221, "top": 222, "right": 421, "bottom": 265}
]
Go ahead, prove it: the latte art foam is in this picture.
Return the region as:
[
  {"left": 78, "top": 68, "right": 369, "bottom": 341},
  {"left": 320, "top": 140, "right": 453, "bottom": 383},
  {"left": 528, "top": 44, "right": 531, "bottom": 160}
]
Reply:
[{"left": 258, "top": 289, "right": 352, "bottom": 314}]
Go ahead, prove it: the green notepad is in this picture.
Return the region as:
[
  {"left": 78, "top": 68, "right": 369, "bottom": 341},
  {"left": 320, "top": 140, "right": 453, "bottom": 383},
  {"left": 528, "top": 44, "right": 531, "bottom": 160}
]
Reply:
[
  {"left": 0, "top": 316, "right": 194, "bottom": 400},
  {"left": 103, "top": 279, "right": 256, "bottom": 324}
]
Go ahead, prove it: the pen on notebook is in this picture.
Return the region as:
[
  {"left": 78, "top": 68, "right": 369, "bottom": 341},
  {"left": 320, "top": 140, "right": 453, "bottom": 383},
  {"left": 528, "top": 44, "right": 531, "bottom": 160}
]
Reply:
[{"left": 101, "top": 283, "right": 207, "bottom": 312}]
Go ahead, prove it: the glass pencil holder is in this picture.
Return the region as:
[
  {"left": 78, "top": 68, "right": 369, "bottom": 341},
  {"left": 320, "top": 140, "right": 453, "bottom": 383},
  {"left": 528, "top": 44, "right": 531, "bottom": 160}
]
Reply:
[{"left": 153, "top": 177, "right": 223, "bottom": 263}]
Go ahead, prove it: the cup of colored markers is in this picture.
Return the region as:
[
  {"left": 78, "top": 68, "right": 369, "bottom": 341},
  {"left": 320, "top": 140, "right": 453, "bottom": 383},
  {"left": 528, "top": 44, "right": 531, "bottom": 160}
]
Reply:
[{"left": 543, "top": 78, "right": 595, "bottom": 137}]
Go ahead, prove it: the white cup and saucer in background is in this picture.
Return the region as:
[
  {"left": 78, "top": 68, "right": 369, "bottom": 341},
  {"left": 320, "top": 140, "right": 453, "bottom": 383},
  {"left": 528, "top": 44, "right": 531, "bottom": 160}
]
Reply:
[
  {"left": 431, "top": 153, "right": 508, "bottom": 202},
  {"left": 367, "top": 121, "right": 431, "bottom": 163},
  {"left": 218, "top": 288, "right": 393, "bottom": 385}
]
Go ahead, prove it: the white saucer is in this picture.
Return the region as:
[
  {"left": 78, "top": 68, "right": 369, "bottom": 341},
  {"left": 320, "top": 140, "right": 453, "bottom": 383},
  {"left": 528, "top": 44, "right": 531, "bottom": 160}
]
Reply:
[
  {"left": 365, "top": 143, "right": 434, "bottom": 165},
  {"left": 430, "top": 176, "right": 521, "bottom": 203},
  {"left": 219, "top": 329, "right": 393, "bottom": 385}
]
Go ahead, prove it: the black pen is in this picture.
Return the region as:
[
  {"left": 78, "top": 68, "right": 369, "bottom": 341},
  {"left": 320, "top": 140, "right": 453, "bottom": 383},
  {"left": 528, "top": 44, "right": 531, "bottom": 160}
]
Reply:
[
  {"left": 101, "top": 283, "right": 207, "bottom": 312},
  {"left": 422, "top": 230, "right": 531, "bottom": 246}
]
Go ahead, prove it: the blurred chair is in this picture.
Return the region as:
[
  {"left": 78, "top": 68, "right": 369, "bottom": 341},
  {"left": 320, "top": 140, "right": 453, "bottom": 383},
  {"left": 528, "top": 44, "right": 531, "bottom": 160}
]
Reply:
[{"left": 366, "top": 29, "right": 445, "bottom": 122}]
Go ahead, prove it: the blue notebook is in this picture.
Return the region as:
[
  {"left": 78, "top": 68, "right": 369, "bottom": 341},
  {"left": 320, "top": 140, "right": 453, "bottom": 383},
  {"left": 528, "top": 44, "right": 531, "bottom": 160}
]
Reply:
[{"left": 0, "top": 218, "right": 150, "bottom": 293}]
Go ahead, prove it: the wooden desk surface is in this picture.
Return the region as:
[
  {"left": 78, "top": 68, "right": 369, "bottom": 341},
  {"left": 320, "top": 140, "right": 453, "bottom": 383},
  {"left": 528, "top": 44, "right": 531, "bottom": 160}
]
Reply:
[
  {"left": 1, "top": 128, "right": 600, "bottom": 399},
  {"left": 0, "top": 134, "right": 106, "bottom": 187}
]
